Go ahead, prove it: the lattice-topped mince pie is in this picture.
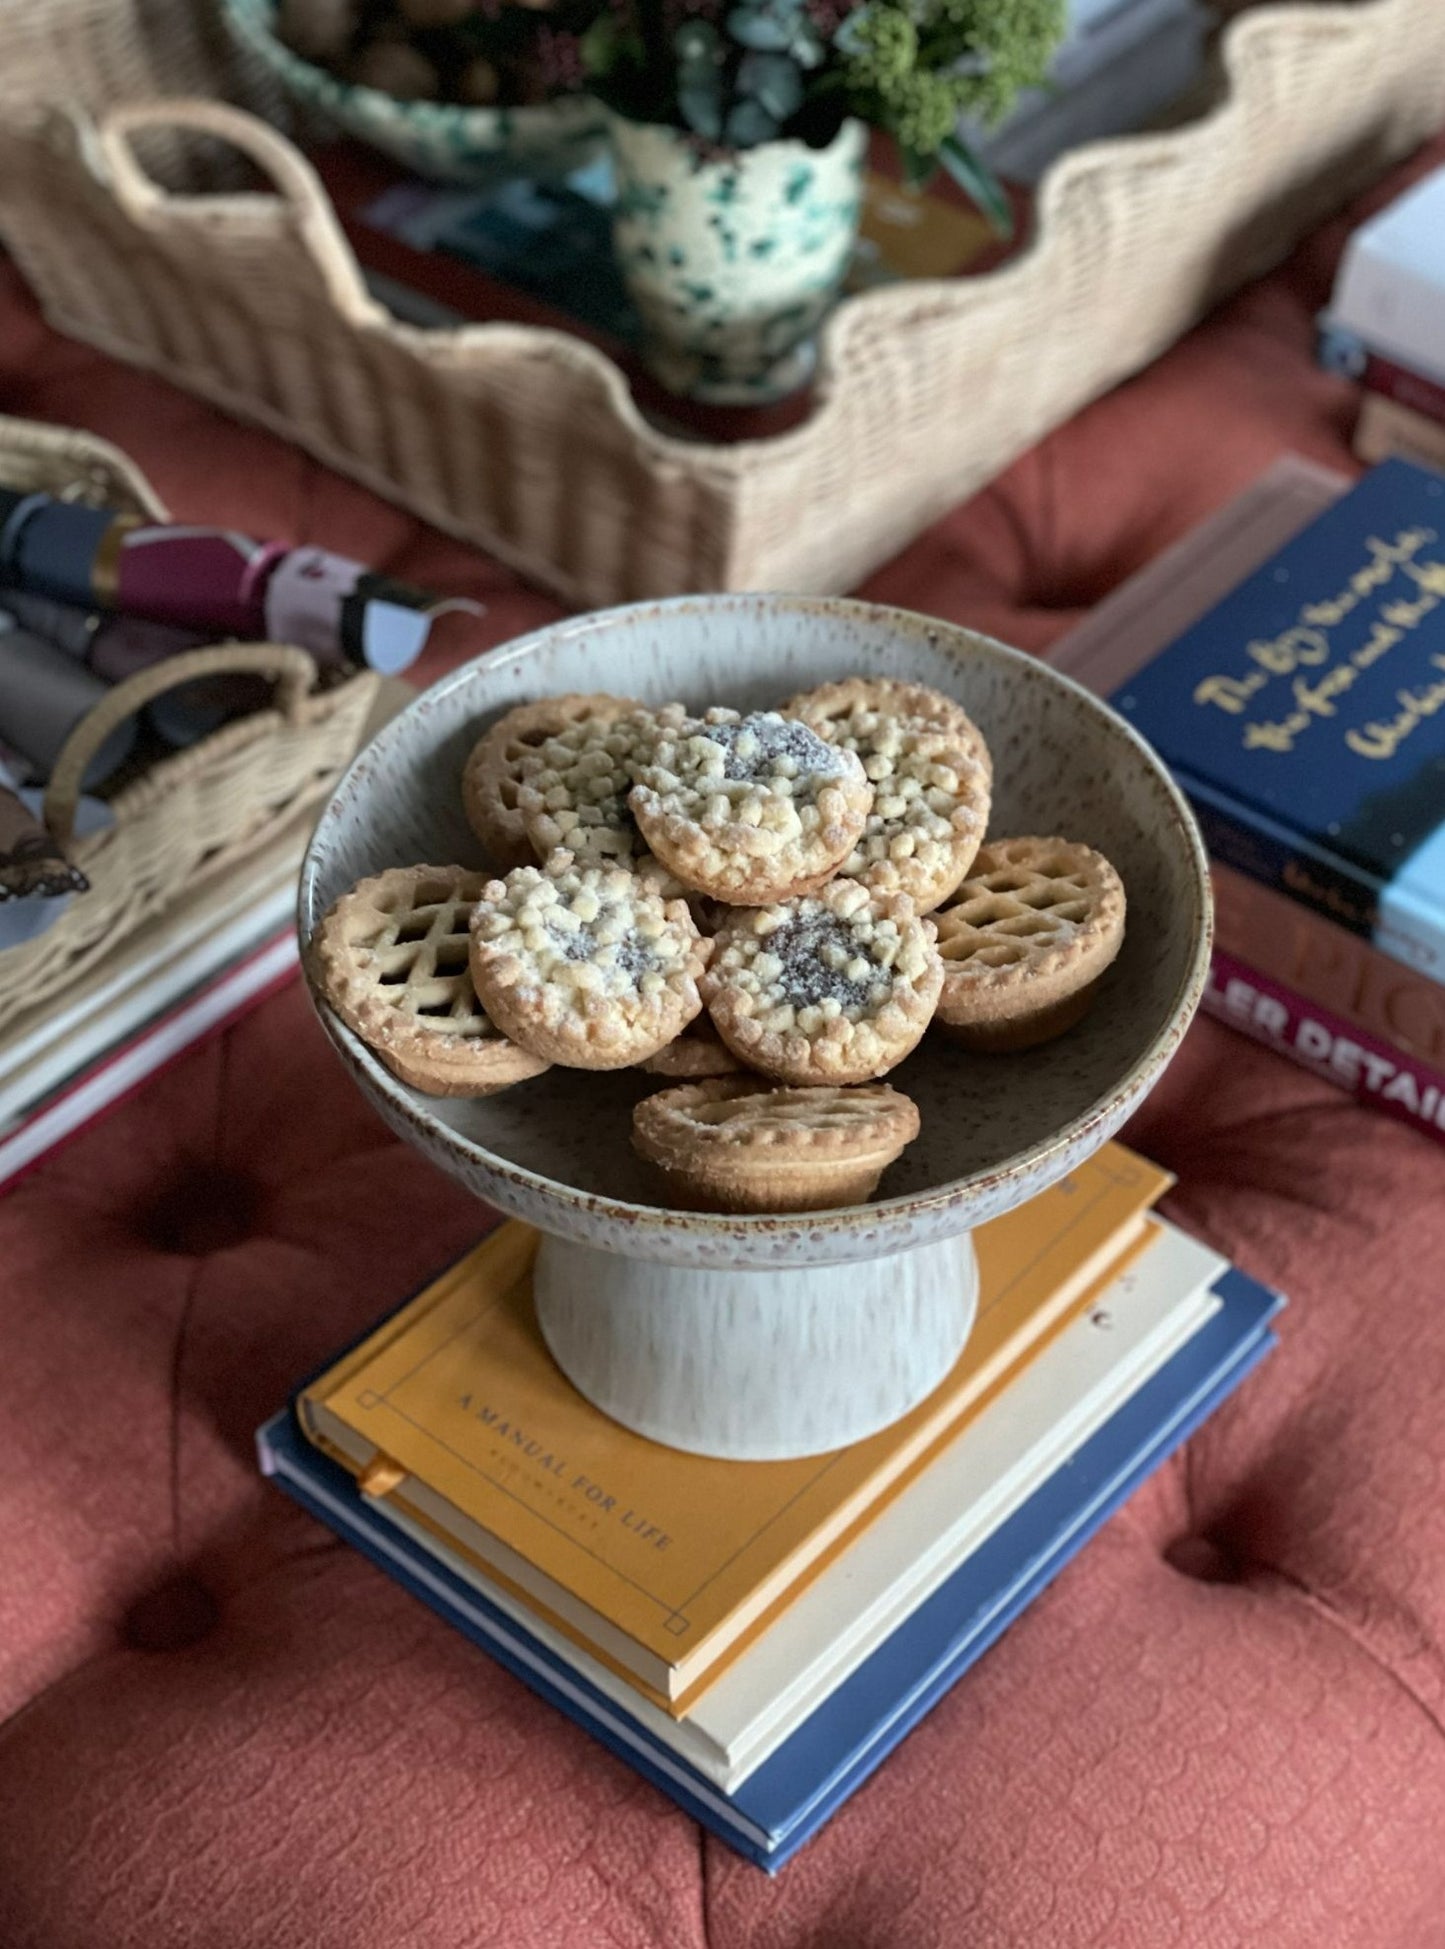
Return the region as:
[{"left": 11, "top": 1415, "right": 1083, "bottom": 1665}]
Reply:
[
  {"left": 933, "top": 836, "right": 1126, "bottom": 1051},
  {"left": 632, "top": 1076, "right": 921, "bottom": 1212},
  {"left": 310, "top": 864, "right": 550, "bottom": 1094}
]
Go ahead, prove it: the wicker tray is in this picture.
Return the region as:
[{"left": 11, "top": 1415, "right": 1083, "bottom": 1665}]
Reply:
[
  {"left": 0, "top": 414, "right": 379, "bottom": 1033},
  {"left": 0, "top": 1, "right": 1442, "bottom": 606}
]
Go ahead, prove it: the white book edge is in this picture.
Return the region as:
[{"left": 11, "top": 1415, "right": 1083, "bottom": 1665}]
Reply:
[
  {"left": 1330, "top": 166, "right": 1445, "bottom": 384},
  {"left": 0, "top": 930, "right": 299, "bottom": 1188},
  {"left": 0, "top": 833, "right": 307, "bottom": 1118},
  {"left": 359, "top": 1218, "right": 1227, "bottom": 1789}
]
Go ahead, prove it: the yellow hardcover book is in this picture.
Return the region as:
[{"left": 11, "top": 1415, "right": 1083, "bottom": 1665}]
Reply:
[
  {"left": 308, "top": 1216, "right": 1157, "bottom": 1717},
  {"left": 300, "top": 1143, "right": 1171, "bottom": 1703}
]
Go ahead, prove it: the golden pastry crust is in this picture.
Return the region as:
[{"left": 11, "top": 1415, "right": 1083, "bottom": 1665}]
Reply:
[
  {"left": 784, "top": 678, "right": 992, "bottom": 779},
  {"left": 629, "top": 851, "right": 728, "bottom": 936},
  {"left": 637, "top": 1011, "right": 744, "bottom": 1079},
  {"left": 629, "top": 710, "right": 872, "bottom": 905},
  {"left": 934, "top": 836, "right": 1126, "bottom": 1051},
  {"left": 783, "top": 680, "right": 991, "bottom": 911},
  {"left": 309, "top": 865, "right": 550, "bottom": 1095},
  {"left": 468, "top": 851, "right": 710, "bottom": 1069},
  {"left": 701, "top": 878, "right": 943, "bottom": 1085},
  {"left": 632, "top": 1076, "right": 920, "bottom": 1212},
  {"left": 462, "top": 695, "right": 636, "bottom": 870},
  {"left": 516, "top": 701, "right": 686, "bottom": 865}
]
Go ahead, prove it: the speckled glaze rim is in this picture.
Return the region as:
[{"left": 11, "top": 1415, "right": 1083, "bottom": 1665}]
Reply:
[{"left": 299, "top": 595, "right": 1213, "bottom": 1261}]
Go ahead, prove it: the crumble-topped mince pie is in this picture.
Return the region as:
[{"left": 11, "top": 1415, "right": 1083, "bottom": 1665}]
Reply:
[
  {"left": 467, "top": 850, "right": 709, "bottom": 1069},
  {"left": 784, "top": 677, "right": 992, "bottom": 912},
  {"left": 629, "top": 709, "right": 873, "bottom": 905},
  {"left": 701, "top": 877, "right": 943, "bottom": 1085},
  {"left": 463, "top": 694, "right": 637, "bottom": 870}
]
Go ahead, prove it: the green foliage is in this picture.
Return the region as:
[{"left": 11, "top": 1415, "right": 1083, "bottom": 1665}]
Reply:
[
  {"left": 936, "top": 0, "right": 1067, "bottom": 123},
  {"left": 832, "top": 0, "right": 1062, "bottom": 222},
  {"left": 583, "top": 0, "right": 1064, "bottom": 223}
]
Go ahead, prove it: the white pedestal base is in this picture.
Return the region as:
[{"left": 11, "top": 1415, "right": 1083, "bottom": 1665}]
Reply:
[{"left": 532, "top": 1231, "right": 979, "bottom": 1461}]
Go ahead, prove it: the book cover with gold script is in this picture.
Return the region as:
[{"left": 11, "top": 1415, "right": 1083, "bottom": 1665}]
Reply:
[
  {"left": 300, "top": 1143, "right": 1169, "bottom": 1703},
  {"left": 1112, "top": 458, "right": 1445, "bottom": 979}
]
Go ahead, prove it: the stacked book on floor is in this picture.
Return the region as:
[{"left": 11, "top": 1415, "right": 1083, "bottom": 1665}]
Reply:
[
  {"left": 1317, "top": 161, "right": 1445, "bottom": 472},
  {"left": 260, "top": 1142, "right": 1281, "bottom": 1869},
  {"left": 0, "top": 679, "right": 409, "bottom": 1195},
  {"left": 0, "top": 814, "right": 305, "bottom": 1193},
  {"left": 1049, "top": 452, "right": 1445, "bottom": 1144}
]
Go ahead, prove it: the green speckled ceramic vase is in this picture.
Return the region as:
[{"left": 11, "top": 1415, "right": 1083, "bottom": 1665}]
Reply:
[{"left": 606, "top": 113, "right": 866, "bottom": 404}]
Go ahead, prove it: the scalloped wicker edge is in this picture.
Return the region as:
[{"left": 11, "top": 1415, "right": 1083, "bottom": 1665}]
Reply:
[{"left": 0, "top": 413, "right": 378, "bottom": 1033}]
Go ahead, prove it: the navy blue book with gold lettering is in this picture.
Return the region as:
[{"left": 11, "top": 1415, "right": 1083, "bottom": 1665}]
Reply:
[{"left": 1112, "top": 458, "right": 1445, "bottom": 979}]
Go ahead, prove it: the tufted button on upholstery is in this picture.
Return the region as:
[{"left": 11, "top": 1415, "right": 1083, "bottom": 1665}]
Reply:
[
  {"left": 1164, "top": 1534, "right": 1242, "bottom": 1584},
  {"left": 139, "top": 1166, "right": 264, "bottom": 1256},
  {"left": 122, "top": 1576, "right": 221, "bottom": 1654}
]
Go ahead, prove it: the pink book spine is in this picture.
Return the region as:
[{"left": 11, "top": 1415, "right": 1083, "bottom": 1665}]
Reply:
[
  {"left": 1206, "top": 945, "right": 1445, "bottom": 1144},
  {"left": 1364, "top": 350, "right": 1445, "bottom": 429}
]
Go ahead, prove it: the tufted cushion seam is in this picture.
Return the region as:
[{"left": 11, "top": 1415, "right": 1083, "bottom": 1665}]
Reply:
[
  {"left": 1253, "top": 1562, "right": 1445, "bottom": 1748},
  {"left": 167, "top": 1259, "right": 205, "bottom": 1556}
]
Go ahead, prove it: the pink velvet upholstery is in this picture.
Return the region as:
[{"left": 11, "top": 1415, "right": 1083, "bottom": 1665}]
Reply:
[{"left": 3, "top": 138, "right": 1445, "bottom": 1948}]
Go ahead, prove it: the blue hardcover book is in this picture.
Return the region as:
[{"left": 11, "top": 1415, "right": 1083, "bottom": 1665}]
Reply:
[
  {"left": 259, "top": 1268, "right": 1280, "bottom": 1870},
  {"left": 1112, "top": 458, "right": 1445, "bottom": 979}
]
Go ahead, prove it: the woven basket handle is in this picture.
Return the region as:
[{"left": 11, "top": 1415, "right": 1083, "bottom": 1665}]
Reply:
[
  {"left": 44, "top": 642, "right": 319, "bottom": 847},
  {"left": 93, "top": 100, "right": 377, "bottom": 324}
]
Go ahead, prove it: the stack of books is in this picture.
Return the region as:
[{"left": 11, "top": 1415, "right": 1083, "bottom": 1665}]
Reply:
[
  {"left": 1318, "top": 162, "right": 1445, "bottom": 472},
  {"left": 260, "top": 1143, "right": 1281, "bottom": 1868},
  {"left": 0, "top": 815, "right": 305, "bottom": 1192},
  {"left": 1049, "top": 453, "right": 1445, "bottom": 1146},
  {"left": 0, "top": 679, "right": 408, "bottom": 1194}
]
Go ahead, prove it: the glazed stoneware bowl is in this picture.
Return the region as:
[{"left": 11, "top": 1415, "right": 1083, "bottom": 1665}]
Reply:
[
  {"left": 225, "top": 0, "right": 606, "bottom": 185},
  {"left": 300, "top": 596, "right": 1211, "bottom": 1460}
]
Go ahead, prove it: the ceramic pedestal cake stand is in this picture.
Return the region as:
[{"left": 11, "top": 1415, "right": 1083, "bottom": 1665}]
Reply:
[{"left": 300, "top": 596, "right": 1210, "bottom": 1461}]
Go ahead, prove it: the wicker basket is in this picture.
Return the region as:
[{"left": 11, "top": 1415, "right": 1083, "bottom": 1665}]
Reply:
[
  {"left": 0, "top": 1, "right": 1442, "bottom": 605},
  {"left": 0, "top": 415, "right": 379, "bottom": 1033}
]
